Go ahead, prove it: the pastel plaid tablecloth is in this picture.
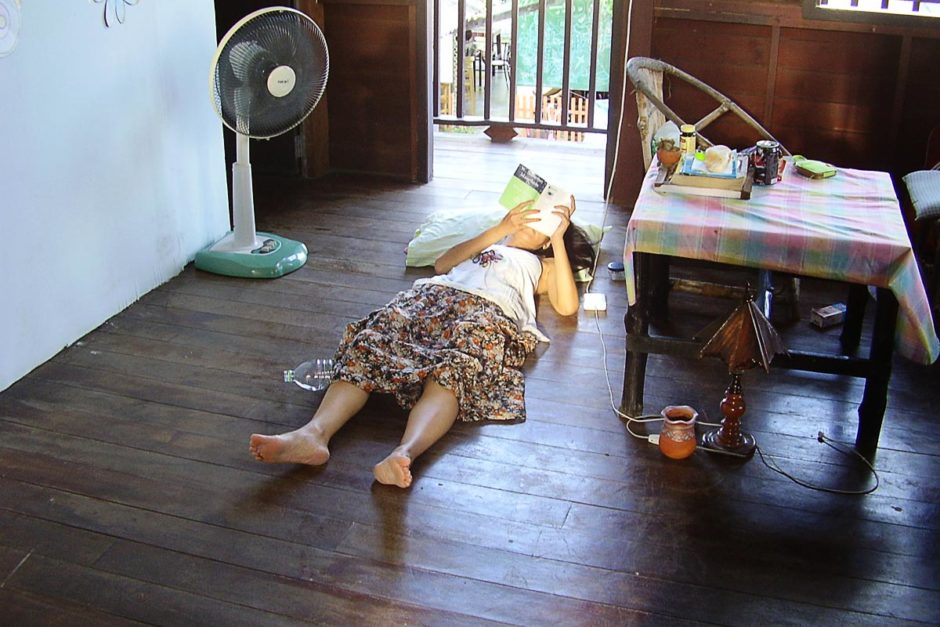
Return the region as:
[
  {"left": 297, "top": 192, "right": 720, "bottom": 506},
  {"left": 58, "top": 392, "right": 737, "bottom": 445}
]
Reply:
[{"left": 624, "top": 161, "right": 940, "bottom": 365}]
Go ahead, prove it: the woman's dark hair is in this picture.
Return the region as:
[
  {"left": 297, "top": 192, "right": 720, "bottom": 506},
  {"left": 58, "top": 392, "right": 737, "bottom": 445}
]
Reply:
[{"left": 533, "top": 224, "right": 596, "bottom": 275}]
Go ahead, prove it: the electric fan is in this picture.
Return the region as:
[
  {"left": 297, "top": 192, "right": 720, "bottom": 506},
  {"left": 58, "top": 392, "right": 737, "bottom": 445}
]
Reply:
[
  {"left": 0, "top": 0, "right": 22, "bottom": 58},
  {"left": 196, "top": 6, "right": 329, "bottom": 278}
]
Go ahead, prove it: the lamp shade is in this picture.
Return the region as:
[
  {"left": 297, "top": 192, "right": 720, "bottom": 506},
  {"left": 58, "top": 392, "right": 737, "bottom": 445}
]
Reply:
[{"left": 700, "top": 297, "right": 788, "bottom": 372}]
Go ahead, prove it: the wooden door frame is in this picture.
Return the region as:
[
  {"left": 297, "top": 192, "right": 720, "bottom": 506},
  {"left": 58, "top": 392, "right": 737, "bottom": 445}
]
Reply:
[
  {"left": 605, "top": 0, "right": 653, "bottom": 206},
  {"left": 417, "top": 0, "right": 433, "bottom": 182}
]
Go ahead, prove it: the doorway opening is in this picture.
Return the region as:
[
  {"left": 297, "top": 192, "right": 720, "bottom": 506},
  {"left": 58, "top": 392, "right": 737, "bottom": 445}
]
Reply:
[{"left": 431, "top": 0, "right": 612, "bottom": 202}]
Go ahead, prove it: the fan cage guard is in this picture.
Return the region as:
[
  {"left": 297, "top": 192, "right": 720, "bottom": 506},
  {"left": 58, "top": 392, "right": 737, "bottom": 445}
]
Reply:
[
  {"left": 211, "top": 7, "right": 329, "bottom": 139},
  {"left": 0, "top": 0, "right": 22, "bottom": 58}
]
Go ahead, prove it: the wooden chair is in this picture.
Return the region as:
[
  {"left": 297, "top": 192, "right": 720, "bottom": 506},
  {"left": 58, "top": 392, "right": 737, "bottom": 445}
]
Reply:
[
  {"left": 627, "top": 57, "right": 790, "bottom": 171},
  {"left": 625, "top": 56, "right": 797, "bottom": 322}
]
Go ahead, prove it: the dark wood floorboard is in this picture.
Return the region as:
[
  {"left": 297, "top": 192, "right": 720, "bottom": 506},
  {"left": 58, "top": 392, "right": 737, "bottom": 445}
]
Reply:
[{"left": 2, "top": 133, "right": 939, "bottom": 625}]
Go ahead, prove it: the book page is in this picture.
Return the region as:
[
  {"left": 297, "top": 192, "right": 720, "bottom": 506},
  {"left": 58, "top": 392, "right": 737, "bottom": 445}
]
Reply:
[
  {"left": 499, "top": 164, "right": 570, "bottom": 238},
  {"left": 530, "top": 183, "right": 569, "bottom": 237},
  {"left": 499, "top": 164, "right": 545, "bottom": 209}
]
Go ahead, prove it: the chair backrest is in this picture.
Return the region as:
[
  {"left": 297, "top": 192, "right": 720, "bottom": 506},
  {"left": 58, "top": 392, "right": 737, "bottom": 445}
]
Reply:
[
  {"left": 626, "top": 57, "right": 789, "bottom": 171},
  {"left": 926, "top": 125, "right": 940, "bottom": 170}
]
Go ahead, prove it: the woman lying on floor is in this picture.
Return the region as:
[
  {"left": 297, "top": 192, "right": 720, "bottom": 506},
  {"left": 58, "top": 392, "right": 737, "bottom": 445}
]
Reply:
[{"left": 249, "top": 196, "right": 595, "bottom": 487}]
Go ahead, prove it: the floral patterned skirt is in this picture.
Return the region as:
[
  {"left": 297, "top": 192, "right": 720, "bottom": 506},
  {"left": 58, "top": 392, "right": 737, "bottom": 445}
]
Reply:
[{"left": 332, "top": 283, "right": 538, "bottom": 422}]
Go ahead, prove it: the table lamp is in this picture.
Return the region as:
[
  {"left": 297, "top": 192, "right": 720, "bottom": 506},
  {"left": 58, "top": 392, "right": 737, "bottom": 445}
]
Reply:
[{"left": 699, "top": 291, "right": 788, "bottom": 457}]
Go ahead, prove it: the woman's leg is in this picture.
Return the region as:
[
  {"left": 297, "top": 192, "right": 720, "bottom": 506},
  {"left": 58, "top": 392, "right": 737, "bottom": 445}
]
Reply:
[
  {"left": 374, "top": 379, "right": 459, "bottom": 488},
  {"left": 249, "top": 381, "right": 369, "bottom": 465}
]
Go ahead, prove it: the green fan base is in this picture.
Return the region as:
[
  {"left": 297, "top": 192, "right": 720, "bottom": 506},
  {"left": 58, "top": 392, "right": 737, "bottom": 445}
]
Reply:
[{"left": 194, "top": 232, "right": 307, "bottom": 279}]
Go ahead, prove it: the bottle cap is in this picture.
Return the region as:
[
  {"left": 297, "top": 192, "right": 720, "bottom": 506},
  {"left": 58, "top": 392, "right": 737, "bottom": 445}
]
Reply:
[{"left": 680, "top": 124, "right": 695, "bottom": 133}]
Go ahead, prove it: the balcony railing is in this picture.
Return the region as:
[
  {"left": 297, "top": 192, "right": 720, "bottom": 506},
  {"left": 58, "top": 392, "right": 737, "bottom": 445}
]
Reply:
[{"left": 433, "top": 0, "right": 612, "bottom": 139}]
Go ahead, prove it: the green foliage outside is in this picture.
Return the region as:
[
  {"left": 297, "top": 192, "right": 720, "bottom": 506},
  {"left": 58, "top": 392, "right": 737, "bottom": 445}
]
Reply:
[{"left": 515, "top": 0, "right": 612, "bottom": 92}]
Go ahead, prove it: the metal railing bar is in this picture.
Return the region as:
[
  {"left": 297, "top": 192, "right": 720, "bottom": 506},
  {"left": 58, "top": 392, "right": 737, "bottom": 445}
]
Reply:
[
  {"left": 456, "top": 0, "right": 466, "bottom": 119},
  {"left": 484, "top": 0, "right": 493, "bottom": 120},
  {"left": 587, "top": 0, "right": 600, "bottom": 129},
  {"left": 509, "top": 0, "right": 519, "bottom": 121},
  {"left": 433, "top": 0, "right": 440, "bottom": 117},
  {"left": 561, "top": 0, "right": 573, "bottom": 127},
  {"left": 535, "top": 0, "right": 546, "bottom": 124}
]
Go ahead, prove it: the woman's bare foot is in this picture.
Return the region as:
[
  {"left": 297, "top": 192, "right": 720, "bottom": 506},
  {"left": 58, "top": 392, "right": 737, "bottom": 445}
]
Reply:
[
  {"left": 373, "top": 450, "right": 413, "bottom": 488},
  {"left": 249, "top": 428, "right": 330, "bottom": 465}
]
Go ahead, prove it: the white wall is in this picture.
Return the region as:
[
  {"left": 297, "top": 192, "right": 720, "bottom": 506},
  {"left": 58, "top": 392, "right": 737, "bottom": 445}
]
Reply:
[{"left": 0, "top": 0, "right": 230, "bottom": 391}]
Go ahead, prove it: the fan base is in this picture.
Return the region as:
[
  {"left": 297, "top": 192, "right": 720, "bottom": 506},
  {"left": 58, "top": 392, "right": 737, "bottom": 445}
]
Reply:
[{"left": 195, "top": 232, "right": 307, "bottom": 278}]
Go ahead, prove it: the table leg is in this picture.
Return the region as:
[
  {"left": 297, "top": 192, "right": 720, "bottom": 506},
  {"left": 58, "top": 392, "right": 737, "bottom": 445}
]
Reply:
[
  {"left": 622, "top": 252, "right": 651, "bottom": 417},
  {"left": 840, "top": 283, "right": 869, "bottom": 353},
  {"left": 855, "top": 288, "right": 897, "bottom": 462},
  {"left": 650, "top": 255, "right": 670, "bottom": 320},
  {"left": 756, "top": 269, "right": 773, "bottom": 320}
]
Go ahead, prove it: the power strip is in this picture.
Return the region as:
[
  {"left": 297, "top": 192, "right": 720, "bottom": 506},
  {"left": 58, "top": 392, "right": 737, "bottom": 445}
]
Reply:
[{"left": 583, "top": 292, "right": 607, "bottom": 311}]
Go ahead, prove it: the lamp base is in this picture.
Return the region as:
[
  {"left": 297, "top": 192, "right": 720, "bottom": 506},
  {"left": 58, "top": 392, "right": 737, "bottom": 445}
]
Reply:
[{"left": 701, "top": 429, "right": 756, "bottom": 458}]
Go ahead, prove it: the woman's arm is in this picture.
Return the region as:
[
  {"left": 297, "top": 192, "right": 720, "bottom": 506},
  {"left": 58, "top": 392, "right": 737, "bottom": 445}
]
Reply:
[
  {"left": 538, "top": 196, "right": 580, "bottom": 316},
  {"left": 433, "top": 201, "right": 537, "bottom": 274}
]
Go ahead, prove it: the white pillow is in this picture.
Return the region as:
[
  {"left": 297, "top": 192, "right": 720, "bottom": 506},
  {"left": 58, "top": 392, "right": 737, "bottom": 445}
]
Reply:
[{"left": 405, "top": 206, "right": 609, "bottom": 281}]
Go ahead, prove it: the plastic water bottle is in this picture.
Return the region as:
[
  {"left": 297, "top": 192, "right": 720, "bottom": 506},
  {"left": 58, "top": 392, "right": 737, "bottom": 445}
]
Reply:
[{"left": 284, "top": 358, "right": 334, "bottom": 392}]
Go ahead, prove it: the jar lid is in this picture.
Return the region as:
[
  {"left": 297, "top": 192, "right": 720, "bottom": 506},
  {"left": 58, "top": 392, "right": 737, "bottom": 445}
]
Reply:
[{"left": 680, "top": 124, "right": 696, "bottom": 133}]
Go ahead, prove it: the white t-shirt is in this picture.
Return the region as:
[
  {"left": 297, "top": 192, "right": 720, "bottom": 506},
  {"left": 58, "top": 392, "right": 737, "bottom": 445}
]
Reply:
[{"left": 415, "top": 244, "right": 548, "bottom": 342}]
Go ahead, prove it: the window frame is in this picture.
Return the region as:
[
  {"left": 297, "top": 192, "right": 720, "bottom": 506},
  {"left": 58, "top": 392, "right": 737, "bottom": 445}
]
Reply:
[{"left": 801, "top": 0, "right": 940, "bottom": 28}]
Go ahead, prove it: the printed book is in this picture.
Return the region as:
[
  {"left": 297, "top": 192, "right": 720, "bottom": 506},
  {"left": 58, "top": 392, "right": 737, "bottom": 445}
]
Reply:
[
  {"left": 654, "top": 155, "right": 754, "bottom": 200},
  {"left": 669, "top": 154, "right": 749, "bottom": 191},
  {"left": 498, "top": 164, "right": 571, "bottom": 237}
]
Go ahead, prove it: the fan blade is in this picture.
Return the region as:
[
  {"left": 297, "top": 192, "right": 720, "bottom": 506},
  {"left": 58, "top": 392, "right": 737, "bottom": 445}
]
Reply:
[
  {"left": 211, "top": 7, "right": 329, "bottom": 138},
  {"left": 229, "top": 40, "right": 272, "bottom": 82}
]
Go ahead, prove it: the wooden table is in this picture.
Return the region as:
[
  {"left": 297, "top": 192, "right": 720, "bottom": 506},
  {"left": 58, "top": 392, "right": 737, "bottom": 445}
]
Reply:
[{"left": 622, "top": 160, "right": 940, "bottom": 461}]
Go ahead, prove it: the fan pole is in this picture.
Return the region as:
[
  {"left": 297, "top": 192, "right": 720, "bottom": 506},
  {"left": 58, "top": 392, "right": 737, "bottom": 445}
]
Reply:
[{"left": 232, "top": 133, "right": 258, "bottom": 249}]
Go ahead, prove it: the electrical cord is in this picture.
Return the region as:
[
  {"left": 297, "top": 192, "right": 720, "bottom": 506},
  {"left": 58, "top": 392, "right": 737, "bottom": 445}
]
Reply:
[
  {"left": 756, "top": 433, "right": 880, "bottom": 495},
  {"left": 592, "top": 310, "right": 880, "bottom": 492}
]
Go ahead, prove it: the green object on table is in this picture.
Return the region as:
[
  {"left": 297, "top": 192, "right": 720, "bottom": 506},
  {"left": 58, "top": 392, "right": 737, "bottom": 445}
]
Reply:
[{"left": 792, "top": 155, "right": 837, "bottom": 179}]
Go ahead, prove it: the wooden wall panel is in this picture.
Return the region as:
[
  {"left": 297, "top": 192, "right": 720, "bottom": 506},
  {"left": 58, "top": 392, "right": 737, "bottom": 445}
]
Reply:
[
  {"left": 899, "top": 36, "right": 940, "bottom": 172},
  {"left": 773, "top": 68, "right": 888, "bottom": 108},
  {"left": 648, "top": 19, "right": 774, "bottom": 152},
  {"left": 297, "top": 0, "right": 330, "bottom": 178},
  {"left": 771, "top": 28, "right": 900, "bottom": 168},
  {"left": 322, "top": 1, "right": 420, "bottom": 181},
  {"left": 652, "top": 20, "right": 771, "bottom": 96},
  {"left": 776, "top": 28, "right": 901, "bottom": 75}
]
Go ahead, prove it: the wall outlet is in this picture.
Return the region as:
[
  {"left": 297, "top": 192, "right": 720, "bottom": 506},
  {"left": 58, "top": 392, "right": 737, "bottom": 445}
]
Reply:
[{"left": 583, "top": 292, "right": 607, "bottom": 311}]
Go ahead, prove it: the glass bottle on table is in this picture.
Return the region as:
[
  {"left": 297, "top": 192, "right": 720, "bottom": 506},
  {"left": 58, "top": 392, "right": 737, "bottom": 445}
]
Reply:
[{"left": 679, "top": 124, "right": 697, "bottom": 158}]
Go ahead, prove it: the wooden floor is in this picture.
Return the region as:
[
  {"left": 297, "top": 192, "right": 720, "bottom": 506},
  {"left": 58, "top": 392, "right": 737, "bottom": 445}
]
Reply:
[{"left": 2, "top": 133, "right": 940, "bottom": 625}]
